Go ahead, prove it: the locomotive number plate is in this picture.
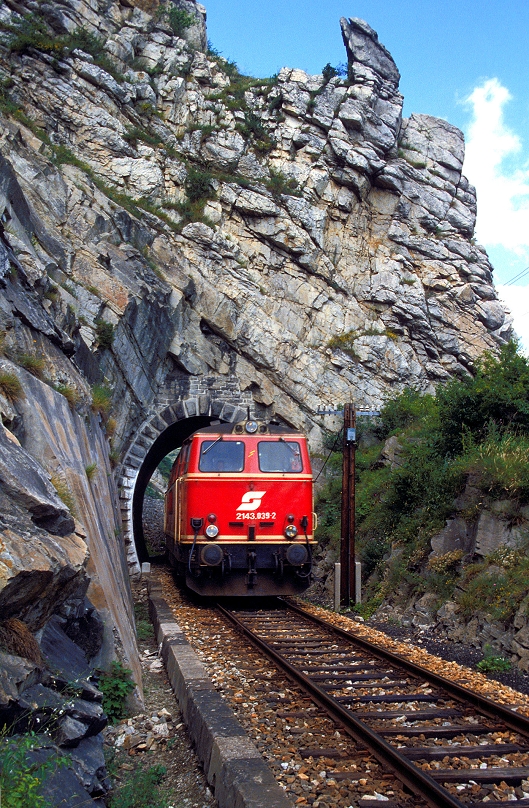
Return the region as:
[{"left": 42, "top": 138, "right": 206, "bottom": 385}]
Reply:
[{"left": 236, "top": 511, "right": 276, "bottom": 520}]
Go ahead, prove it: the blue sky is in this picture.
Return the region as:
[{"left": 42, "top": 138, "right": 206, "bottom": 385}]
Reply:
[{"left": 203, "top": 0, "right": 529, "bottom": 350}]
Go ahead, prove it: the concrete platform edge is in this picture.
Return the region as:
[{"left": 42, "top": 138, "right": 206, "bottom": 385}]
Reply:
[{"left": 147, "top": 580, "right": 292, "bottom": 808}]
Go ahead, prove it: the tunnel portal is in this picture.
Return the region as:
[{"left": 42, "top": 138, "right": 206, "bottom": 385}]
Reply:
[
  {"left": 118, "top": 396, "right": 250, "bottom": 575},
  {"left": 132, "top": 415, "right": 211, "bottom": 562}
]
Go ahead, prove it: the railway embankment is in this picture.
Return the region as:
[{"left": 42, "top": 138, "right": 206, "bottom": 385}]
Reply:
[
  {"left": 312, "top": 342, "right": 529, "bottom": 672},
  {"left": 144, "top": 568, "right": 529, "bottom": 807},
  {"left": 147, "top": 576, "right": 292, "bottom": 808}
]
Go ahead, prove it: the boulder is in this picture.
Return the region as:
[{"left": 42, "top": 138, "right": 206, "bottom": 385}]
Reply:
[
  {"left": 0, "top": 422, "right": 74, "bottom": 536},
  {"left": 0, "top": 650, "right": 40, "bottom": 707}
]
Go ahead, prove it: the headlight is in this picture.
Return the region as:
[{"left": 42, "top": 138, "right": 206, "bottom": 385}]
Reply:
[
  {"left": 285, "top": 524, "right": 298, "bottom": 539},
  {"left": 245, "top": 420, "right": 258, "bottom": 433},
  {"left": 205, "top": 524, "right": 219, "bottom": 538}
]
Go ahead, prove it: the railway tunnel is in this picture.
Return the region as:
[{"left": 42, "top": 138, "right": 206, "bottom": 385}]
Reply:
[
  {"left": 119, "top": 396, "right": 250, "bottom": 574},
  {"left": 131, "top": 415, "right": 212, "bottom": 563}
]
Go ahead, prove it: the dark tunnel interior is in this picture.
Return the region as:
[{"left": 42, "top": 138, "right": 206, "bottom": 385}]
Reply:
[{"left": 132, "top": 416, "right": 214, "bottom": 562}]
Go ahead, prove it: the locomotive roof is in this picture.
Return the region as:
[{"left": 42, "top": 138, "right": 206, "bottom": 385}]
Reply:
[{"left": 189, "top": 422, "right": 304, "bottom": 437}]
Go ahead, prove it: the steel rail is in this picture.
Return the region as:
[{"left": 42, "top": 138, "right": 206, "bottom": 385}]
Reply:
[
  {"left": 218, "top": 604, "right": 466, "bottom": 808},
  {"left": 285, "top": 599, "right": 529, "bottom": 739}
]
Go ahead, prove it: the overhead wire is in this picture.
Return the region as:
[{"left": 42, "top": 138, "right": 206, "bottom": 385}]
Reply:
[
  {"left": 313, "top": 427, "right": 343, "bottom": 483},
  {"left": 501, "top": 266, "right": 529, "bottom": 287}
]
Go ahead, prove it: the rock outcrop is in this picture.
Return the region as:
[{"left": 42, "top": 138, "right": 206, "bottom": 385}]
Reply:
[
  {"left": 0, "top": 2, "right": 515, "bottom": 785},
  {"left": 0, "top": 3, "right": 511, "bottom": 435}
]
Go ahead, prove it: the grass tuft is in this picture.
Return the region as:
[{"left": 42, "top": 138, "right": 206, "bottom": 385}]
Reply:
[
  {"left": 54, "top": 383, "right": 80, "bottom": 409},
  {"left": 18, "top": 353, "right": 45, "bottom": 378},
  {"left": 50, "top": 474, "right": 77, "bottom": 517},
  {"left": 91, "top": 384, "right": 113, "bottom": 418},
  {"left": 0, "top": 371, "right": 24, "bottom": 400},
  {"left": 85, "top": 462, "right": 98, "bottom": 481}
]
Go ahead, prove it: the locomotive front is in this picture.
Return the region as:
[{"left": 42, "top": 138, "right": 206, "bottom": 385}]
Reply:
[{"left": 164, "top": 420, "right": 316, "bottom": 596}]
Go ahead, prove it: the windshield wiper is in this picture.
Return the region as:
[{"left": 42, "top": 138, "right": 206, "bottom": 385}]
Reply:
[
  {"left": 279, "top": 437, "right": 297, "bottom": 454},
  {"left": 202, "top": 436, "right": 223, "bottom": 455}
]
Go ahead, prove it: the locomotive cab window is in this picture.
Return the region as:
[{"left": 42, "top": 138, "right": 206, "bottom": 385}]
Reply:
[
  {"left": 199, "top": 439, "right": 245, "bottom": 472},
  {"left": 258, "top": 441, "right": 303, "bottom": 472}
]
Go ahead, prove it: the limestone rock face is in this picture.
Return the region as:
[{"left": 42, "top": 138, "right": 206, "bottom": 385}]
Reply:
[{"left": 0, "top": 2, "right": 511, "bottom": 439}]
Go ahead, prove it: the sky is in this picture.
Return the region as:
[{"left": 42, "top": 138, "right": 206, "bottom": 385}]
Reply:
[{"left": 202, "top": 0, "right": 529, "bottom": 352}]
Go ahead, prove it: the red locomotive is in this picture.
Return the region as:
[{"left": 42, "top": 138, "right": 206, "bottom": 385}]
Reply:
[{"left": 164, "top": 419, "right": 316, "bottom": 596}]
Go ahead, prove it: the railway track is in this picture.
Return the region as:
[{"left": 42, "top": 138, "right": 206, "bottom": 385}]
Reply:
[{"left": 218, "top": 600, "right": 529, "bottom": 807}]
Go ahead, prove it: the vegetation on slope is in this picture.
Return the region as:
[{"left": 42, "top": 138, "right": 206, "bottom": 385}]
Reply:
[{"left": 315, "top": 342, "right": 529, "bottom": 619}]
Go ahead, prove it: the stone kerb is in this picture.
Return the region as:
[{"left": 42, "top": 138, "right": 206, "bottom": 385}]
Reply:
[{"left": 118, "top": 396, "right": 248, "bottom": 575}]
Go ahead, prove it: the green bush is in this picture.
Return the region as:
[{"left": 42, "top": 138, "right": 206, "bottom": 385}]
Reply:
[
  {"left": 322, "top": 62, "right": 347, "bottom": 83},
  {"left": 8, "top": 16, "right": 125, "bottom": 83},
  {"left": 321, "top": 62, "right": 339, "bottom": 83},
  {"left": 134, "top": 603, "right": 153, "bottom": 641},
  {"left": 184, "top": 165, "right": 215, "bottom": 204},
  {"left": 436, "top": 341, "right": 529, "bottom": 456},
  {"left": 456, "top": 431, "right": 529, "bottom": 502},
  {"left": 123, "top": 127, "right": 163, "bottom": 148},
  {"left": 50, "top": 474, "right": 77, "bottom": 516},
  {"left": 237, "top": 111, "right": 275, "bottom": 155},
  {"left": 167, "top": 7, "right": 195, "bottom": 37},
  {"left": 108, "top": 762, "right": 167, "bottom": 808},
  {"left": 146, "top": 483, "right": 163, "bottom": 500},
  {"left": 314, "top": 475, "right": 341, "bottom": 549},
  {"left": 99, "top": 661, "right": 135, "bottom": 723},
  {"left": 266, "top": 168, "right": 301, "bottom": 199},
  {"left": 95, "top": 319, "right": 115, "bottom": 349},
  {"left": 7, "top": 14, "right": 60, "bottom": 55},
  {"left": 109, "top": 447, "right": 120, "bottom": 468},
  {"left": 157, "top": 451, "right": 179, "bottom": 482},
  {"left": 476, "top": 644, "right": 512, "bottom": 672},
  {"left": 374, "top": 387, "right": 438, "bottom": 439},
  {"left": 0, "top": 732, "right": 67, "bottom": 808},
  {"left": 207, "top": 41, "right": 240, "bottom": 79},
  {"left": 314, "top": 341, "right": 529, "bottom": 610},
  {"left": 64, "top": 27, "right": 106, "bottom": 58},
  {"left": 0, "top": 78, "right": 20, "bottom": 116},
  {"left": 457, "top": 554, "right": 529, "bottom": 621}
]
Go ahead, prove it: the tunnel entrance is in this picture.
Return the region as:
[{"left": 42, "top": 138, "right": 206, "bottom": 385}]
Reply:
[
  {"left": 119, "top": 395, "right": 249, "bottom": 575},
  {"left": 131, "top": 416, "right": 213, "bottom": 562}
]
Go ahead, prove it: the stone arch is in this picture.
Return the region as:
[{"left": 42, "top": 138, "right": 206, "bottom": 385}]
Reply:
[{"left": 118, "top": 395, "right": 249, "bottom": 575}]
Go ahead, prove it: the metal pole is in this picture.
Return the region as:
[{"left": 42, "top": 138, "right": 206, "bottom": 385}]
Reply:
[
  {"left": 350, "top": 406, "right": 356, "bottom": 604},
  {"left": 355, "top": 560, "right": 362, "bottom": 604},
  {"left": 334, "top": 562, "right": 341, "bottom": 612},
  {"left": 340, "top": 404, "right": 356, "bottom": 608}
]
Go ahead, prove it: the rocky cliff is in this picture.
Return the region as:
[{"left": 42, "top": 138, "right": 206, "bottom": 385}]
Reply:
[{"left": 0, "top": 0, "right": 512, "bottom": 756}]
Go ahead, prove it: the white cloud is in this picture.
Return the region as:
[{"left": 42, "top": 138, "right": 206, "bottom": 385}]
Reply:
[
  {"left": 463, "top": 79, "right": 529, "bottom": 353},
  {"left": 497, "top": 285, "right": 529, "bottom": 354},
  {"left": 464, "top": 78, "right": 529, "bottom": 254}
]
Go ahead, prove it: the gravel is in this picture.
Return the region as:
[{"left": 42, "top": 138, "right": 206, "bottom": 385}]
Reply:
[
  {"left": 368, "top": 619, "right": 529, "bottom": 697},
  {"left": 104, "top": 578, "right": 216, "bottom": 808},
  {"left": 137, "top": 495, "right": 529, "bottom": 807}
]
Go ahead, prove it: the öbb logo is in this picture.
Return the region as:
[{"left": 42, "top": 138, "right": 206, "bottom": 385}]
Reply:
[{"left": 236, "top": 491, "right": 267, "bottom": 511}]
